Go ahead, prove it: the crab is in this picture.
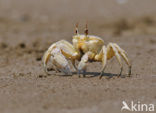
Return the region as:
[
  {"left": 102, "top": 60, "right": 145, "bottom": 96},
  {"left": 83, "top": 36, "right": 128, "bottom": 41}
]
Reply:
[{"left": 42, "top": 23, "right": 131, "bottom": 78}]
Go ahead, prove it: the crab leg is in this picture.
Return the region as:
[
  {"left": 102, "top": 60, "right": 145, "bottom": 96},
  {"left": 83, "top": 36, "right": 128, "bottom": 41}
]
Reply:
[
  {"left": 113, "top": 43, "right": 131, "bottom": 76},
  {"left": 99, "top": 45, "right": 107, "bottom": 79},
  {"left": 109, "top": 43, "right": 123, "bottom": 76},
  {"left": 71, "top": 59, "right": 77, "bottom": 70},
  {"left": 78, "top": 51, "right": 95, "bottom": 77},
  {"left": 99, "top": 43, "right": 123, "bottom": 79}
]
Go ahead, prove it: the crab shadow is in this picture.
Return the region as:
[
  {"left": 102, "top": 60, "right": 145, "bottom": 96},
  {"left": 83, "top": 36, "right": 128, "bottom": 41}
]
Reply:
[
  {"left": 71, "top": 71, "right": 120, "bottom": 78},
  {"left": 46, "top": 68, "right": 126, "bottom": 78}
]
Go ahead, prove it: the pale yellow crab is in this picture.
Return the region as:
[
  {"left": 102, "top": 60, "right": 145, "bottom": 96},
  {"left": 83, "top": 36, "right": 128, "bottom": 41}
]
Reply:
[{"left": 43, "top": 24, "right": 131, "bottom": 78}]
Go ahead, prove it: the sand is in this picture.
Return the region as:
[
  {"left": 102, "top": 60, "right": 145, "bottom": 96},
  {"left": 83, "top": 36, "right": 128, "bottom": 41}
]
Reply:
[{"left": 0, "top": 0, "right": 156, "bottom": 113}]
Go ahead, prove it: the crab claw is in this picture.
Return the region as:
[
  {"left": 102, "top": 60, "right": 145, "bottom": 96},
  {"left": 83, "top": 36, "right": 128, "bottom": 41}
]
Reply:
[
  {"left": 52, "top": 53, "right": 72, "bottom": 75},
  {"left": 53, "top": 54, "right": 72, "bottom": 75},
  {"left": 42, "top": 47, "right": 72, "bottom": 75}
]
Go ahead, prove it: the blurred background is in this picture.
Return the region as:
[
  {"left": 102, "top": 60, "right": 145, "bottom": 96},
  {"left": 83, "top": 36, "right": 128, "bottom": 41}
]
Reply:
[
  {"left": 0, "top": 0, "right": 156, "bottom": 21},
  {"left": 0, "top": 0, "right": 156, "bottom": 45}
]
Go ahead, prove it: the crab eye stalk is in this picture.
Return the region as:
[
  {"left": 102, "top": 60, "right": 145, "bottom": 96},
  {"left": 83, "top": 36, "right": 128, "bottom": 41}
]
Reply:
[
  {"left": 75, "top": 23, "right": 79, "bottom": 35},
  {"left": 84, "top": 23, "right": 88, "bottom": 36}
]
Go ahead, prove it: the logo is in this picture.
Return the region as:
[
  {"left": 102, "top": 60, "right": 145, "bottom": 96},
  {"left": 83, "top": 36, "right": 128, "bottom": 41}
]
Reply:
[{"left": 121, "top": 101, "right": 155, "bottom": 112}]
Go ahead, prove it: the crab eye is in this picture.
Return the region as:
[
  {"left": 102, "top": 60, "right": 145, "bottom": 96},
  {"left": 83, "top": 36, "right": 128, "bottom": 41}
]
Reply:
[
  {"left": 84, "top": 29, "right": 88, "bottom": 36},
  {"left": 75, "top": 29, "right": 78, "bottom": 34},
  {"left": 84, "top": 23, "right": 88, "bottom": 36},
  {"left": 75, "top": 23, "right": 79, "bottom": 35}
]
